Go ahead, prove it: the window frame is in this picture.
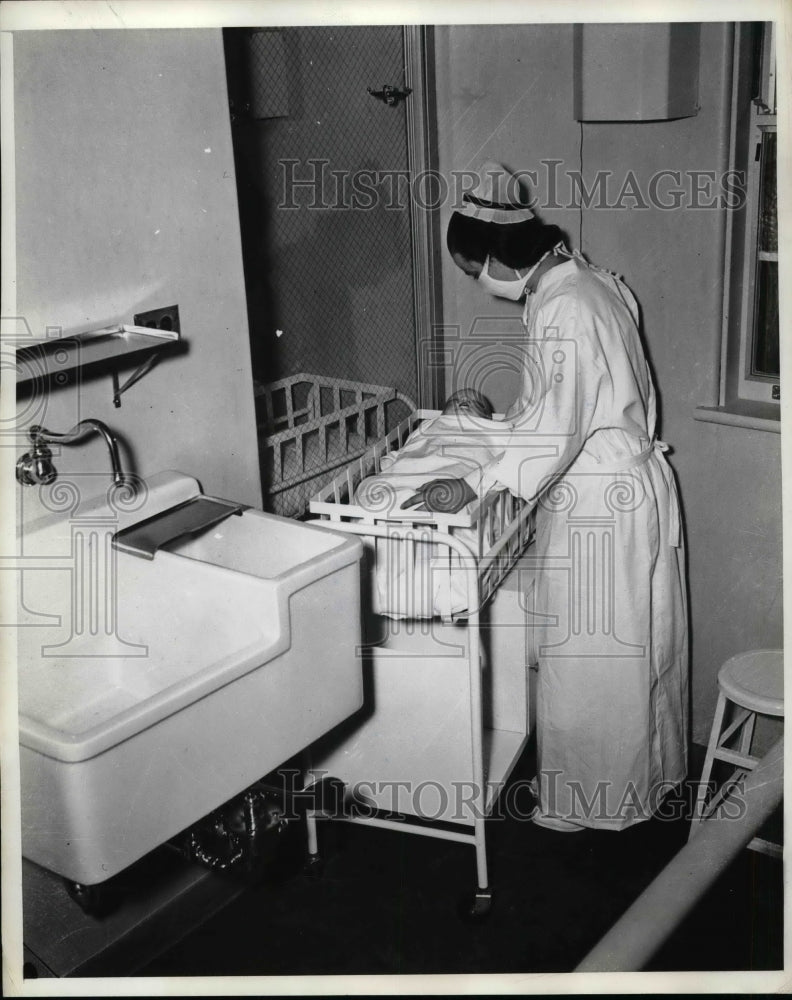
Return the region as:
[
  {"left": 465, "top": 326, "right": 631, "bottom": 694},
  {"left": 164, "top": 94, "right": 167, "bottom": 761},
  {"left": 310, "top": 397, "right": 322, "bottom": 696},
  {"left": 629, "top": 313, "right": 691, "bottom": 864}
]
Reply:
[{"left": 718, "top": 21, "right": 780, "bottom": 421}]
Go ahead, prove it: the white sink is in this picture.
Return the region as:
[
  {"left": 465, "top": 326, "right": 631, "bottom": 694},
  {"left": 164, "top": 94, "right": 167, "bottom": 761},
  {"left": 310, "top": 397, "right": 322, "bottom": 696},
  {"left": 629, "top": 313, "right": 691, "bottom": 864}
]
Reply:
[{"left": 18, "top": 471, "right": 363, "bottom": 885}]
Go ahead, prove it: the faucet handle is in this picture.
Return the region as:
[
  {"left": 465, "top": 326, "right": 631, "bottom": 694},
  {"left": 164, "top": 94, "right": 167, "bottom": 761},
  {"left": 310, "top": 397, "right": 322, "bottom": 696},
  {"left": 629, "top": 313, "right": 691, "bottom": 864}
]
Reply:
[{"left": 16, "top": 440, "right": 57, "bottom": 486}]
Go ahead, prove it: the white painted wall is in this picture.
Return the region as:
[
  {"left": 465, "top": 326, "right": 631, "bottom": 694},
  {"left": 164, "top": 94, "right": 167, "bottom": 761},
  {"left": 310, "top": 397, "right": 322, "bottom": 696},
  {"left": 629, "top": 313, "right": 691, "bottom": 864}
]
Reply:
[
  {"left": 434, "top": 22, "right": 783, "bottom": 745},
  {"left": 13, "top": 29, "right": 261, "bottom": 515},
  {"left": 435, "top": 23, "right": 580, "bottom": 411},
  {"left": 579, "top": 22, "right": 782, "bottom": 747}
]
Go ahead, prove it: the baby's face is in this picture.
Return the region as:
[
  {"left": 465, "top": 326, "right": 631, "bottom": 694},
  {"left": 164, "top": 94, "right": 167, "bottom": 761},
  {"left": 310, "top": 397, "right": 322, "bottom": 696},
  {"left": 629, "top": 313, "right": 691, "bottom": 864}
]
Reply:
[{"left": 443, "top": 391, "right": 493, "bottom": 419}]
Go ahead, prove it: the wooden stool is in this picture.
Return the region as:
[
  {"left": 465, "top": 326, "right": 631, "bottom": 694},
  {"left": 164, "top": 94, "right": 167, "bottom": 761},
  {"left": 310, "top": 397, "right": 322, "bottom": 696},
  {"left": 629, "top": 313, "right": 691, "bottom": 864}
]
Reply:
[{"left": 689, "top": 649, "right": 783, "bottom": 856}]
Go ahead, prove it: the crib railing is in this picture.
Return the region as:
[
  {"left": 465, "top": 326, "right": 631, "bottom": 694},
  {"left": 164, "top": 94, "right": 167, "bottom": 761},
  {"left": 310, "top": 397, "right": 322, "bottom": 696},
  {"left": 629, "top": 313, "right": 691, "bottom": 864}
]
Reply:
[
  {"left": 254, "top": 373, "right": 414, "bottom": 517},
  {"left": 309, "top": 409, "right": 535, "bottom": 618},
  {"left": 311, "top": 408, "right": 521, "bottom": 529}
]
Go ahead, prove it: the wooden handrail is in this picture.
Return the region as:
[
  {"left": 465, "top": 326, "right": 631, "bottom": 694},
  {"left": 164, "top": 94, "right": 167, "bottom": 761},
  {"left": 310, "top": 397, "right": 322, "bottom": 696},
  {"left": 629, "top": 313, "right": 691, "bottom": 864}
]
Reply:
[{"left": 576, "top": 738, "right": 783, "bottom": 972}]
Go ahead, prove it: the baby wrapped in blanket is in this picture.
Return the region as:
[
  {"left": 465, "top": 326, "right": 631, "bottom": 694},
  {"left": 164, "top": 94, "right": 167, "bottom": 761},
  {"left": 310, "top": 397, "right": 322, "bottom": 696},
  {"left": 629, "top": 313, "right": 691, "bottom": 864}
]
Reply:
[{"left": 354, "top": 390, "right": 512, "bottom": 619}]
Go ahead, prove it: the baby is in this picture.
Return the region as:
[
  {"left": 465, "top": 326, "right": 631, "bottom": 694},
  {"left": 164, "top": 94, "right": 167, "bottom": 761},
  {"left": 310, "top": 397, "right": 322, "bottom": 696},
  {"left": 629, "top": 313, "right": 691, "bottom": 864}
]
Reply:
[
  {"left": 354, "top": 388, "right": 506, "bottom": 517},
  {"left": 352, "top": 388, "right": 510, "bottom": 619},
  {"left": 441, "top": 388, "right": 494, "bottom": 420}
]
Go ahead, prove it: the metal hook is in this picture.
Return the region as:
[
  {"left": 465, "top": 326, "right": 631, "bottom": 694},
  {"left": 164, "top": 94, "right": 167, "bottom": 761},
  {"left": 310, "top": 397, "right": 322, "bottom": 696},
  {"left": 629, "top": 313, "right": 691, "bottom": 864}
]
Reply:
[{"left": 367, "top": 85, "right": 412, "bottom": 107}]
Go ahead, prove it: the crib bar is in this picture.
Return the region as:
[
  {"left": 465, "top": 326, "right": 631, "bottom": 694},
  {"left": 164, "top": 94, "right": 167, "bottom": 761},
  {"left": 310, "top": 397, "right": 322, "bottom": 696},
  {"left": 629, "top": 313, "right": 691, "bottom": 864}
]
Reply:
[
  {"left": 262, "top": 391, "right": 400, "bottom": 445},
  {"left": 376, "top": 401, "right": 385, "bottom": 440},
  {"left": 308, "top": 381, "right": 319, "bottom": 421},
  {"left": 329, "top": 813, "right": 478, "bottom": 846},
  {"left": 259, "top": 389, "right": 271, "bottom": 428},
  {"left": 285, "top": 383, "right": 297, "bottom": 428},
  {"left": 346, "top": 465, "right": 355, "bottom": 504},
  {"left": 479, "top": 506, "right": 535, "bottom": 574},
  {"left": 372, "top": 436, "right": 386, "bottom": 475},
  {"left": 273, "top": 442, "right": 283, "bottom": 484},
  {"left": 341, "top": 407, "right": 349, "bottom": 455}
]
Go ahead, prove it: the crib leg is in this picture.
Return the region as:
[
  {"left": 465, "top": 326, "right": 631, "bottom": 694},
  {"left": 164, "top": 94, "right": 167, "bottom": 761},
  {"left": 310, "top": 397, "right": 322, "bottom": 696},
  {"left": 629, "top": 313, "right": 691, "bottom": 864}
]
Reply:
[
  {"left": 474, "top": 816, "right": 489, "bottom": 890},
  {"left": 460, "top": 817, "right": 492, "bottom": 920},
  {"left": 306, "top": 808, "right": 319, "bottom": 855},
  {"left": 303, "top": 809, "right": 324, "bottom": 877},
  {"left": 302, "top": 751, "right": 324, "bottom": 877}
]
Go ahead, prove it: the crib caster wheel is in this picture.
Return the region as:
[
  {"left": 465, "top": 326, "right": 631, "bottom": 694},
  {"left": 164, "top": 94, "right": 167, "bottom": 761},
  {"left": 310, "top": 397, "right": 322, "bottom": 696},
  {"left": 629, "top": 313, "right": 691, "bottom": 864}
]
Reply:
[
  {"left": 303, "top": 853, "right": 324, "bottom": 878},
  {"left": 460, "top": 889, "right": 492, "bottom": 921}
]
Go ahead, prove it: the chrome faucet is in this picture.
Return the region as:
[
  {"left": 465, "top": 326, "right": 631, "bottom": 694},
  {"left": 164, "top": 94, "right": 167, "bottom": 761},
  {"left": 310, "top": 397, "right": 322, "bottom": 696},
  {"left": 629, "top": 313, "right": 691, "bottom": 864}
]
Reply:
[{"left": 16, "top": 420, "right": 127, "bottom": 487}]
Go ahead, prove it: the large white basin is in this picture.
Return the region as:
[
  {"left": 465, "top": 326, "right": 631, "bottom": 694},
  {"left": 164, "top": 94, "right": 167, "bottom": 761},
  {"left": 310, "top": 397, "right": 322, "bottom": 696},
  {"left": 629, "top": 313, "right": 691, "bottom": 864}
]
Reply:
[{"left": 18, "top": 471, "right": 363, "bottom": 885}]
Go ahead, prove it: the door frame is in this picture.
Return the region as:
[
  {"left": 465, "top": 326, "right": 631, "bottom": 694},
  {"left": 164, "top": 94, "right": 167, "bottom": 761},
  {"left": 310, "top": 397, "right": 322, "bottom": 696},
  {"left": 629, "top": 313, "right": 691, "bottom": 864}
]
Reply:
[{"left": 404, "top": 26, "right": 444, "bottom": 408}]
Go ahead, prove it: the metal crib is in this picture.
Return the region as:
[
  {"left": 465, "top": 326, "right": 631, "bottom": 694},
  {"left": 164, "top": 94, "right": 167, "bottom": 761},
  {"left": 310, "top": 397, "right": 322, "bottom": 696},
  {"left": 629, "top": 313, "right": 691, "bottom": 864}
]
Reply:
[{"left": 301, "top": 409, "right": 536, "bottom": 916}]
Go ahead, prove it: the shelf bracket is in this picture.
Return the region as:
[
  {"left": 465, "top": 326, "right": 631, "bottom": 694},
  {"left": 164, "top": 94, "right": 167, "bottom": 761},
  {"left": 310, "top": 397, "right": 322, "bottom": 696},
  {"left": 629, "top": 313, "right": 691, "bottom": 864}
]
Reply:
[
  {"left": 15, "top": 324, "right": 182, "bottom": 398},
  {"left": 112, "top": 351, "right": 160, "bottom": 408}
]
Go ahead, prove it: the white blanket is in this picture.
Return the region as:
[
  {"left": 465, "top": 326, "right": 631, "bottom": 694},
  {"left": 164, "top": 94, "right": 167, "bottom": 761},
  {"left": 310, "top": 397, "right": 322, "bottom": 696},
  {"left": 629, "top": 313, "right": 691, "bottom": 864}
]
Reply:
[{"left": 354, "top": 413, "right": 512, "bottom": 619}]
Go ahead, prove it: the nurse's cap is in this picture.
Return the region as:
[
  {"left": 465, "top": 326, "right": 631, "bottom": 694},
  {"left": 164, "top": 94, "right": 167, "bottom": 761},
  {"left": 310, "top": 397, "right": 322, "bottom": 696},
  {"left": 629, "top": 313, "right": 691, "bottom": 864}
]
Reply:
[{"left": 458, "top": 160, "right": 535, "bottom": 225}]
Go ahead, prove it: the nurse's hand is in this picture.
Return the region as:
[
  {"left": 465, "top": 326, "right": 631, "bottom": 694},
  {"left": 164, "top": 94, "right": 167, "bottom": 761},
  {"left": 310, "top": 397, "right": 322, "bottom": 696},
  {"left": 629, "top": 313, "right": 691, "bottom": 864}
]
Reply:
[{"left": 400, "top": 478, "right": 477, "bottom": 514}]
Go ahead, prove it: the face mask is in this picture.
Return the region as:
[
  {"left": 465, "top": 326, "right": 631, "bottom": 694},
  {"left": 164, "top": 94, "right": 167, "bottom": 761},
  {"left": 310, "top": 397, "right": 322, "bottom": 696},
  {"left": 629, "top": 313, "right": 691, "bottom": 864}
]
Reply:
[
  {"left": 476, "top": 251, "right": 553, "bottom": 301},
  {"left": 476, "top": 255, "right": 529, "bottom": 301}
]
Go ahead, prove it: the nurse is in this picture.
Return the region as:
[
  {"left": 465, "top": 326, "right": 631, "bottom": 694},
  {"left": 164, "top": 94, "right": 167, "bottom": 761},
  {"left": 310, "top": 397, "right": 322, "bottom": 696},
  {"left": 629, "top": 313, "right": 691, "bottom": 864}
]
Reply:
[{"left": 405, "top": 162, "right": 689, "bottom": 831}]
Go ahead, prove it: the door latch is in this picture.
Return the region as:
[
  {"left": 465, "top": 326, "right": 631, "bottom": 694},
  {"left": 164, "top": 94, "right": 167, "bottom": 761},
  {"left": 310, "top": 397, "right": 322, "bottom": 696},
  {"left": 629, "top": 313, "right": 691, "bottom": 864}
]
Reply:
[{"left": 367, "top": 85, "right": 412, "bottom": 107}]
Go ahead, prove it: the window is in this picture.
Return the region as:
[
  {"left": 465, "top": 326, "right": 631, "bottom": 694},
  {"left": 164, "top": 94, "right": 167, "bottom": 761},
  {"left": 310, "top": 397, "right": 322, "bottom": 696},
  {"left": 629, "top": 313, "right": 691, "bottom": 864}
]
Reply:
[{"left": 715, "top": 22, "right": 780, "bottom": 425}]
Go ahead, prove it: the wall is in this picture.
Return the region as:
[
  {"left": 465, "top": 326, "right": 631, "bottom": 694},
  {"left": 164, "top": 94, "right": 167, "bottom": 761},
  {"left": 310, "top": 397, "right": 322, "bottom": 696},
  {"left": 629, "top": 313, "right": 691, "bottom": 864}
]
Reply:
[
  {"left": 580, "top": 21, "right": 782, "bottom": 746},
  {"left": 435, "top": 22, "right": 783, "bottom": 745},
  {"left": 435, "top": 23, "right": 581, "bottom": 412},
  {"left": 13, "top": 29, "right": 261, "bottom": 515}
]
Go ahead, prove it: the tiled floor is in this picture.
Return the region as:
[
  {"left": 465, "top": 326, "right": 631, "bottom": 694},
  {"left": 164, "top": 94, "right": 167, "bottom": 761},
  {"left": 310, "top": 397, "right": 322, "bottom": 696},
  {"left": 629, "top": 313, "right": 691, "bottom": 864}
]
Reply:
[{"left": 134, "top": 746, "right": 783, "bottom": 978}]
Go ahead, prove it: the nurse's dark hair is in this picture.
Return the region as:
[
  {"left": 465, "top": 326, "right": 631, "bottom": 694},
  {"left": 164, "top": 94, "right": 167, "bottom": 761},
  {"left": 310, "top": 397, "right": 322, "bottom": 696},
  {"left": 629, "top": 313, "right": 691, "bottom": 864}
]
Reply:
[{"left": 446, "top": 213, "right": 565, "bottom": 270}]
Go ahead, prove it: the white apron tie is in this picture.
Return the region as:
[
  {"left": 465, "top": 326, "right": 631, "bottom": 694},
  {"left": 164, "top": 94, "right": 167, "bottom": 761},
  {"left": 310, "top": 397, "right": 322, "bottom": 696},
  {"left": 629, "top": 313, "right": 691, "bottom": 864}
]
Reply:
[{"left": 573, "top": 439, "right": 681, "bottom": 547}]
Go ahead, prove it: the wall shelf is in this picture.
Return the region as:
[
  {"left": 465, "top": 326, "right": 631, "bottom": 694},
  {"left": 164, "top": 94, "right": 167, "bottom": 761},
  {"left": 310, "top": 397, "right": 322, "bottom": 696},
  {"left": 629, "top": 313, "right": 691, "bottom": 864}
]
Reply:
[
  {"left": 15, "top": 324, "right": 180, "bottom": 382},
  {"left": 15, "top": 323, "right": 182, "bottom": 407}
]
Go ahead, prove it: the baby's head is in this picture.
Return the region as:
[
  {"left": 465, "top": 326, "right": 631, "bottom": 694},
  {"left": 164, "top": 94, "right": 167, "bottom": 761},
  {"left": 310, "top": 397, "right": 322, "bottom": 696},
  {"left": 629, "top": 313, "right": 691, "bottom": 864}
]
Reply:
[{"left": 442, "top": 388, "right": 494, "bottom": 420}]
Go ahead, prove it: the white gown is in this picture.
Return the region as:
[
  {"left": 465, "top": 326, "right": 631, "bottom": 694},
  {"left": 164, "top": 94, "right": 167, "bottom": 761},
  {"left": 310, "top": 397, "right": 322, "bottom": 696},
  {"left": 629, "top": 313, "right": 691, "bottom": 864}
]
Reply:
[{"left": 484, "top": 252, "right": 688, "bottom": 830}]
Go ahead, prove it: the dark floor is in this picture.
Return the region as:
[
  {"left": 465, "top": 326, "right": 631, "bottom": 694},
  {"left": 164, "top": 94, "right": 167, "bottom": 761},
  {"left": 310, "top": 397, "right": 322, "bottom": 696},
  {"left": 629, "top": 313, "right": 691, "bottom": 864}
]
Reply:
[{"left": 133, "top": 744, "right": 783, "bottom": 978}]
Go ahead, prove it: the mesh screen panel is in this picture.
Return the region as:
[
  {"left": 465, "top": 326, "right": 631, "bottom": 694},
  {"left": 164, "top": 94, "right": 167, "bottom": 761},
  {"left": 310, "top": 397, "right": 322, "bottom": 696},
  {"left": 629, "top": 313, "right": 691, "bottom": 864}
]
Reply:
[
  {"left": 227, "top": 26, "right": 419, "bottom": 514},
  {"left": 247, "top": 31, "right": 290, "bottom": 118}
]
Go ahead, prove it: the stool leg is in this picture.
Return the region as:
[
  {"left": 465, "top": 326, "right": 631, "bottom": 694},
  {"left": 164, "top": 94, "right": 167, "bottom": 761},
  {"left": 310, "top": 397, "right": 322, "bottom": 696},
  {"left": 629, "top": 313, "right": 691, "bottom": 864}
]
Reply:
[
  {"left": 739, "top": 710, "right": 757, "bottom": 757},
  {"left": 717, "top": 706, "right": 752, "bottom": 748},
  {"left": 689, "top": 691, "right": 728, "bottom": 839}
]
